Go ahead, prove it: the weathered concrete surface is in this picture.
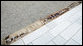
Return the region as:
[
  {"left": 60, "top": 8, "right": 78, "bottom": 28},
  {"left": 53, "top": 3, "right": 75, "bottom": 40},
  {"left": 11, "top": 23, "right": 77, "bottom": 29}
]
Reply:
[
  {"left": 1, "top": 1, "right": 77, "bottom": 40},
  {"left": 10, "top": 3, "right": 82, "bottom": 45}
]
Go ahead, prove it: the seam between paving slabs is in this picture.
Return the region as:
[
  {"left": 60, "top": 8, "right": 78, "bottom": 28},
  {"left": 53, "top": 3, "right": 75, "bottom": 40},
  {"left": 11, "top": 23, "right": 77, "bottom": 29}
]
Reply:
[{"left": 63, "top": 28, "right": 82, "bottom": 45}]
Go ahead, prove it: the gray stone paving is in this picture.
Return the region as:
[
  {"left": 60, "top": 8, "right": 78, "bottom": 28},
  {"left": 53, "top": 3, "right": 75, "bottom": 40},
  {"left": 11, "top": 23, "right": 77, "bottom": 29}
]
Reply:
[{"left": 1, "top": 1, "right": 77, "bottom": 40}]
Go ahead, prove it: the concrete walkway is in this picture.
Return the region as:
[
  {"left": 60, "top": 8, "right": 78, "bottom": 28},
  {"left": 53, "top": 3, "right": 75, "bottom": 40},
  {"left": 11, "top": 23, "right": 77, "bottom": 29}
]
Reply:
[
  {"left": 10, "top": 3, "right": 82, "bottom": 45},
  {"left": 1, "top": 1, "right": 77, "bottom": 40}
]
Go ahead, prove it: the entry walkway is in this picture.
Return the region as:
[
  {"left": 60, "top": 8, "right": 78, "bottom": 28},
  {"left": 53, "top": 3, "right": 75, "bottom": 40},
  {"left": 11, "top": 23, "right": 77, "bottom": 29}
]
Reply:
[{"left": 11, "top": 3, "right": 82, "bottom": 45}]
